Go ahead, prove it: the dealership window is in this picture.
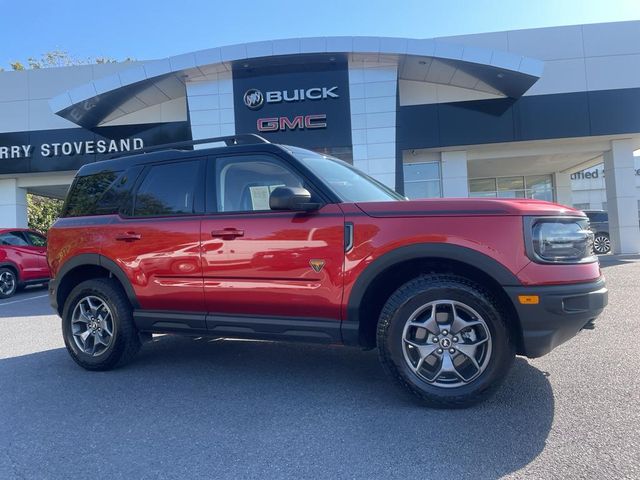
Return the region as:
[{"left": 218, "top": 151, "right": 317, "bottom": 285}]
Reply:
[
  {"left": 311, "top": 146, "right": 353, "bottom": 164},
  {"left": 404, "top": 162, "right": 442, "bottom": 199},
  {"left": 573, "top": 203, "right": 590, "bottom": 211},
  {"left": 469, "top": 175, "right": 553, "bottom": 201}
]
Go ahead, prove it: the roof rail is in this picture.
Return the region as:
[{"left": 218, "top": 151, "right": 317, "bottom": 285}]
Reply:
[{"left": 107, "top": 134, "right": 270, "bottom": 159}]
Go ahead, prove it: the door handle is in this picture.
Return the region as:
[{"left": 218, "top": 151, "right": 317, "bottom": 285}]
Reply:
[
  {"left": 211, "top": 228, "right": 244, "bottom": 240},
  {"left": 115, "top": 232, "right": 142, "bottom": 242}
]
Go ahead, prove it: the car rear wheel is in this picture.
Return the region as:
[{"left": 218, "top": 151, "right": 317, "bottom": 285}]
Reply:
[
  {"left": 62, "top": 278, "right": 141, "bottom": 370},
  {"left": 377, "top": 274, "right": 515, "bottom": 408},
  {"left": 0, "top": 268, "right": 17, "bottom": 299},
  {"left": 593, "top": 233, "right": 611, "bottom": 254}
]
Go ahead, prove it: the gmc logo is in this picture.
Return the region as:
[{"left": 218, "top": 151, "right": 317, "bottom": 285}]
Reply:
[{"left": 257, "top": 114, "right": 327, "bottom": 132}]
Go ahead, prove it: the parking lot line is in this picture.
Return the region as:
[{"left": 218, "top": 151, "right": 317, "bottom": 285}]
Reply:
[{"left": 0, "top": 294, "right": 49, "bottom": 306}]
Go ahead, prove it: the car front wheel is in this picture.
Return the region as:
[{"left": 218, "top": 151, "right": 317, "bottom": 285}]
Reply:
[
  {"left": 593, "top": 233, "right": 611, "bottom": 254},
  {"left": 377, "top": 274, "right": 515, "bottom": 408}
]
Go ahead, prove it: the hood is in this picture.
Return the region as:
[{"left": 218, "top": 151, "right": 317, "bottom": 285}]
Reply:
[{"left": 354, "top": 198, "right": 583, "bottom": 218}]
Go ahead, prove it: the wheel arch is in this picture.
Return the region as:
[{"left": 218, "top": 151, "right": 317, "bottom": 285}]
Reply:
[
  {"left": 343, "top": 243, "right": 525, "bottom": 353},
  {"left": 0, "top": 261, "right": 20, "bottom": 281},
  {"left": 53, "top": 254, "right": 139, "bottom": 316}
]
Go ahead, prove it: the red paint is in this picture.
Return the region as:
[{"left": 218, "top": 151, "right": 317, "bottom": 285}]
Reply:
[
  {"left": 47, "top": 198, "right": 601, "bottom": 321},
  {"left": 0, "top": 228, "right": 50, "bottom": 281}
]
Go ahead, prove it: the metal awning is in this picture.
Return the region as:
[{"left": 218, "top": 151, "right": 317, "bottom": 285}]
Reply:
[{"left": 50, "top": 36, "right": 543, "bottom": 128}]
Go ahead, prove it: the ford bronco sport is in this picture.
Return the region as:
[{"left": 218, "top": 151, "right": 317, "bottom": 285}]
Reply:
[{"left": 47, "top": 135, "right": 608, "bottom": 408}]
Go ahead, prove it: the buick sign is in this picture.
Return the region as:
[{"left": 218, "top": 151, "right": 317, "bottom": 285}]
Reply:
[
  {"left": 243, "top": 86, "right": 339, "bottom": 110},
  {"left": 243, "top": 89, "right": 264, "bottom": 110}
]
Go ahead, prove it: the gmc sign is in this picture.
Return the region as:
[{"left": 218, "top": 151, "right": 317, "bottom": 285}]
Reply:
[{"left": 257, "top": 114, "right": 327, "bottom": 132}]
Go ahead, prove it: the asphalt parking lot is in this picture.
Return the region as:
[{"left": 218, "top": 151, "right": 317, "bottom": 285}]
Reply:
[{"left": 1, "top": 257, "right": 639, "bottom": 480}]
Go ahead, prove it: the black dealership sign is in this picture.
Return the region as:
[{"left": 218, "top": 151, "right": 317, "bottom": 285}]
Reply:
[
  {"left": 0, "top": 121, "right": 191, "bottom": 175},
  {"left": 232, "top": 54, "right": 352, "bottom": 149}
]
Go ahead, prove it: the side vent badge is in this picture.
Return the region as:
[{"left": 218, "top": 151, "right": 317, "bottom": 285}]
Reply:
[{"left": 309, "top": 259, "right": 325, "bottom": 273}]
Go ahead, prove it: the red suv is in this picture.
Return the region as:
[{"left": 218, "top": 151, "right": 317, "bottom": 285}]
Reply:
[
  {"left": 0, "top": 228, "right": 50, "bottom": 298},
  {"left": 47, "top": 135, "right": 607, "bottom": 407}
]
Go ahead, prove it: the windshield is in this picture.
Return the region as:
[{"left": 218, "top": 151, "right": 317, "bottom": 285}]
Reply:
[{"left": 287, "top": 147, "right": 404, "bottom": 203}]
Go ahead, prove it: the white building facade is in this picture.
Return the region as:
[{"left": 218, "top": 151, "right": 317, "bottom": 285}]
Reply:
[{"left": 1, "top": 21, "right": 640, "bottom": 253}]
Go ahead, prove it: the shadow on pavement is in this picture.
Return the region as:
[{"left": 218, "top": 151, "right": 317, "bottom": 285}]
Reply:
[
  {"left": 0, "top": 336, "right": 554, "bottom": 479},
  {"left": 599, "top": 254, "right": 640, "bottom": 268},
  {"left": 0, "top": 286, "right": 52, "bottom": 319}
]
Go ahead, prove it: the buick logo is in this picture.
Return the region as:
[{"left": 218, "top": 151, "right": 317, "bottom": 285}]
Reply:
[{"left": 243, "top": 89, "right": 264, "bottom": 110}]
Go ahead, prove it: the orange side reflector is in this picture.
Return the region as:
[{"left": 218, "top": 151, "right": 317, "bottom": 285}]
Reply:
[{"left": 518, "top": 295, "right": 540, "bottom": 305}]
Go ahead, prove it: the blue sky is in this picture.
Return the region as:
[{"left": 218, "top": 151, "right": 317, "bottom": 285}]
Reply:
[{"left": 1, "top": 0, "right": 638, "bottom": 68}]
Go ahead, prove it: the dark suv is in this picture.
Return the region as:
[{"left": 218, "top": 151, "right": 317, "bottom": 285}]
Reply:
[
  {"left": 47, "top": 135, "right": 607, "bottom": 408},
  {"left": 583, "top": 210, "right": 611, "bottom": 254}
]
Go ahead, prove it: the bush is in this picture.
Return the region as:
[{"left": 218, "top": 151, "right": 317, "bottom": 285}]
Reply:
[{"left": 27, "top": 194, "right": 63, "bottom": 234}]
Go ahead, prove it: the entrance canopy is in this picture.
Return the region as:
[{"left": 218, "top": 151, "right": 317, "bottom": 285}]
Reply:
[{"left": 49, "top": 36, "right": 543, "bottom": 128}]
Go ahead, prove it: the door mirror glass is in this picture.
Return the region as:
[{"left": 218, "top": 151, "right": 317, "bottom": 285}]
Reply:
[{"left": 269, "top": 187, "right": 320, "bottom": 211}]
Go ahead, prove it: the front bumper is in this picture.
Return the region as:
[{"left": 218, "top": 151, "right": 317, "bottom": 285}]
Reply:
[{"left": 505, "top": 277, "right": 608, "bottom": 358}]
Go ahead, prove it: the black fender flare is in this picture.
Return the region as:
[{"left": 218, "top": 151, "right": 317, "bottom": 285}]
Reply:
[
  {"left": 342, "top": 243, "right": 522, "bottom": 344},
  {"left": 53, "top": 253, "right": 140, "bottom": 312}
]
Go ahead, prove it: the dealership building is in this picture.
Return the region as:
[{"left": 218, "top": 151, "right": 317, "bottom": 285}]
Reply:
[{"left": 1, "top": 20, "right": 640, "bottom": 253}]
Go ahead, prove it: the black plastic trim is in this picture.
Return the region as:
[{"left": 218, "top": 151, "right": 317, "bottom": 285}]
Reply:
[
  {"left": 51, "top": 253, "right": 140, "bottom": 313},
  {"left": 505, "top": 277, "right": 607, "bottom": 357},
  {"left": 132, "top": 310, "right": 343, "bottom": 344},
  {"left": 343, "top": 243, "right": 522, "bottom": 343}
]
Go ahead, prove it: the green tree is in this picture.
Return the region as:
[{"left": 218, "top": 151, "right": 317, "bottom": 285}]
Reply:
[
  {"left": 27, "top": 194, "right": 64, "bottom": 233},
  {"left": 5, "top": 49, "right": 133, "bottom": 71}
]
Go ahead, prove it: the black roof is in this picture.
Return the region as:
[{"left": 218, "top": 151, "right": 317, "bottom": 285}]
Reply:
[{"left": 77, "top": 134, "right": 291, "bottom": 176}]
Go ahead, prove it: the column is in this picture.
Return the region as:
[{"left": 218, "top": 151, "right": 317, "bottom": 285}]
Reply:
[
  {"left": 441, "top": 151, "right": 469, "bottom": 197},
  {"left": 603, "top": 139, "right": 640, "bottom": 254},
  {"left": 554, "top": 172, "right": 572, "bottom": 207},
  {"left": 186, "top": 71, "right": 235, "bottom": 144},
  {"left": 349, "top": 62, "right": 398, "bottom": 189},
  {"left": 0, "top": 178, "right": 28, "bottom": 228}
]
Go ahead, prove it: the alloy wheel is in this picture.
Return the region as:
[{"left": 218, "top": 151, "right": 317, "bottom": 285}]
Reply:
[
  {"left": 0, "top": 271, "right": 16, "bottom": 296},
  {"left": 71, "top": 296, "right": 115, "bottom": 356},
  {"left": 593, "top": 235, "right": 611, "bottom": 255},
  {"left": 401, "top": 300, "right": 493, "bottom": 388}
]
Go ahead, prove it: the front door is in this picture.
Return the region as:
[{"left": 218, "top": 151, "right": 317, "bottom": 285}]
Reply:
[{"left": 201, "top": 154, "right": 345, "bottom": 323}]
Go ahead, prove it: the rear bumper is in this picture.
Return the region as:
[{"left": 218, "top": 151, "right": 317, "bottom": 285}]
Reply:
[{"left": 505, "top": 277, "right": 607, "bottom": 358}]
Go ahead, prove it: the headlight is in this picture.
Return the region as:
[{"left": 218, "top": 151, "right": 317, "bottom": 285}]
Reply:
[{"left": 525, "top": 217, "right": 595, "bottom": 263}]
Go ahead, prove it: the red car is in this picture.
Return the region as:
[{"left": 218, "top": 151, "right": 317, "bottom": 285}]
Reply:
[
  {"left": 46, "top": 135, "right": 607, "bottom": 408},
  {"left": 0, "top": 228, "right": 50, "bottom": 298}
]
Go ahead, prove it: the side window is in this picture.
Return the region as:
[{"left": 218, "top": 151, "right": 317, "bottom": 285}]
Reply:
[
  {"left": 133, "top": 160, "right": 200, "bottom": 216},
  {"left": 62, "top": 171, "right": 122, "bottom": 217},
  {"left": 0, "top": 232, "right": 29, "bottom": 246},
  {"left": 213, "top": 156, "right": 307, "bottom": 213},
  {"left": 25, "top": 232, "right": 46, "bottom": 247}
]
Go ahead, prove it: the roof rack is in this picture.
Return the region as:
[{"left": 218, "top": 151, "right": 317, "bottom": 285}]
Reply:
[{"left": 107, "top": 134, "right": 270, "bottom": 159}]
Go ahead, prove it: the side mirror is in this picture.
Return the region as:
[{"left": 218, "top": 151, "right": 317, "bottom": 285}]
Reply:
[{"left": 269, "top": 187, "right": 321, "bottom": 212}]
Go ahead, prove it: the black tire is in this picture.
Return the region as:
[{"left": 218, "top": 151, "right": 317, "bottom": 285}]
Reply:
[
  {"left": 62, "top": 278, "right": 141, "bottom": 371},
  {"left": 0, "top": 267, "right": 18, "bottom": 299},
  {"left": 377, "top": 274, "right": 515, "bottom": 408},
  {"left": 593, "top": 233, "right": 611, "bottom": 254}
]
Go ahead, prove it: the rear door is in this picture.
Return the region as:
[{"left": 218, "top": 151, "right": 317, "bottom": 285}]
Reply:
[
  {"left": 201, "top": 153, "right": 345, "bottom": 323},
  {"left": 100, "top": 158, "right": 206, "bottom": 314},
  {"left": 23, "top": 231, "right": 49, "bottom": 278}
]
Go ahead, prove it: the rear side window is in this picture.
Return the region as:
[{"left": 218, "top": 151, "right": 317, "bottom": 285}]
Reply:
[
  {"left": 25, "top": 232, "right": 46, "bottom": 247},
  {"left": 587, "top": 212, "right": 608, "bottom": 223},
  {"left": 133, "top": 161, "right": 200, "bottom": 216},
  {"left": 62, "top": 171, "right": 122, "bottom": 217}
]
